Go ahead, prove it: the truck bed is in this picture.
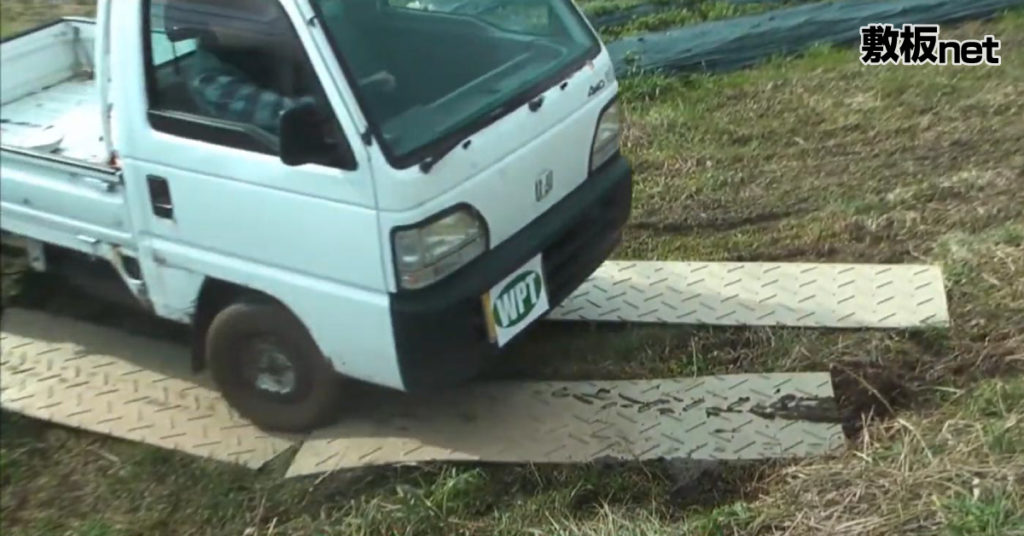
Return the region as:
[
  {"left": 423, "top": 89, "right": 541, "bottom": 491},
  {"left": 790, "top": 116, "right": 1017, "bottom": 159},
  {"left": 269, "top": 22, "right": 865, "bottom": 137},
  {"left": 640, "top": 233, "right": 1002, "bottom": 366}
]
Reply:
[
  {"left": 1, "top": 18, "right": 109, "bottom": 166},
  {"left": 1, "top": 75, "right": 106, "bottom": 164}
]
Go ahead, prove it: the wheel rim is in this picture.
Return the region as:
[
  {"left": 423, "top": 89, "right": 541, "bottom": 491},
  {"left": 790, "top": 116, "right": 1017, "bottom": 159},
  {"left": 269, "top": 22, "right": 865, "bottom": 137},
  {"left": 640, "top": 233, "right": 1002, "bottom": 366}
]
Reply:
[{"left": 243, "top": 338, "right": 298, "bottom": 397}]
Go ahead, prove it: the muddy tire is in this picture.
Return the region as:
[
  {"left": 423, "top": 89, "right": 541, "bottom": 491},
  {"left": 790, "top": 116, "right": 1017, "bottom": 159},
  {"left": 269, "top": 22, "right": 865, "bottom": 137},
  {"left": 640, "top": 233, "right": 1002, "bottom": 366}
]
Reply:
[{"left": 205, "top": 300, "right": 344, "bottom": 433}]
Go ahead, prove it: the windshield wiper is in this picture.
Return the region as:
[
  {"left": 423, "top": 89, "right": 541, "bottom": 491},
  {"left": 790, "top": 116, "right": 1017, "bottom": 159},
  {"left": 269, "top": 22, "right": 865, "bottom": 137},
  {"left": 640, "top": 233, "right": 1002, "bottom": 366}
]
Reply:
[
  {"left": 419, "top": 137, "right": 468, "bottom": 173},
  {"left": 419, "top": 103, "right": 519, "bottom": 173}
]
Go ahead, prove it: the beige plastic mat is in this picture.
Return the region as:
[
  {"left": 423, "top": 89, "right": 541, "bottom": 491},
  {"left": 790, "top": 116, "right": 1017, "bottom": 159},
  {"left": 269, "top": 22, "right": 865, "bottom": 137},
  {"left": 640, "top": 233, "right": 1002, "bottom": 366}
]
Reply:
[
  {"left": 0, "top": 309, "right": 296, "bottom": 469},
  {"left": 549, "top": 261, "right": 948, "bottom": 328},
  {"left": 286, "top": 373, "right": 844, "bottom": 477}
]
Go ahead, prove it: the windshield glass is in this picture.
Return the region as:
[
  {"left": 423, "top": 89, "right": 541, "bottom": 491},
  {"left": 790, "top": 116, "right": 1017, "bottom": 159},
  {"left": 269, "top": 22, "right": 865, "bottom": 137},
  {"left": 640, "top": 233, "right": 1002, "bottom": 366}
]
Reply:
[{"left": 311, "top": 0, "right": 599, "bottom": 166}]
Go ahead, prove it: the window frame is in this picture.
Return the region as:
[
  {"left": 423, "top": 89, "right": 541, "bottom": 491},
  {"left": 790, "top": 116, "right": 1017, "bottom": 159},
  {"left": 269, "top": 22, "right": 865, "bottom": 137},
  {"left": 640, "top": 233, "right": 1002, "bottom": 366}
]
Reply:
[
  {"left": 309, "top": 0, "right": 601, "bottom": 171},
  {"left": 141, "top": 0, "right": 358, "bottom": 170}
]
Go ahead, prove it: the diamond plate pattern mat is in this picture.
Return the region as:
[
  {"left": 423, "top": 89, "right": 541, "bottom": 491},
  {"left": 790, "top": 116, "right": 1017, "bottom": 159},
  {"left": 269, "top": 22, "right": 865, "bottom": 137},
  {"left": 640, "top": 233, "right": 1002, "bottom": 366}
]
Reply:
[
  {"left": 286, "top": 373, "right": 844, "bottom": 477},
  {"left": 0, "top": 309, "right": 296, "bottom": 469},
  {"left": 549, "top": 261, "right": 948, "bottom": 328}
]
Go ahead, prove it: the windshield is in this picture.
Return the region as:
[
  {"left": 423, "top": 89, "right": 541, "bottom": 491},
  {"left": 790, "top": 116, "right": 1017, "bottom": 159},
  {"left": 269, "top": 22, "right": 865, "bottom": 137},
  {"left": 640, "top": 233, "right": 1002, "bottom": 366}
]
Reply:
[{"left": 311, "top": 0, "right": 600, "bottom": 167}]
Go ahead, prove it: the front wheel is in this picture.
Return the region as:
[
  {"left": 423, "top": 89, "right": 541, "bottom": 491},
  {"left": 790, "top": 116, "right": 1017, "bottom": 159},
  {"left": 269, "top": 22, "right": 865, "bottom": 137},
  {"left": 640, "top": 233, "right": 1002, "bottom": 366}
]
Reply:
[{"left": 205, "top": 300, "right": 344, "bottom": 432}]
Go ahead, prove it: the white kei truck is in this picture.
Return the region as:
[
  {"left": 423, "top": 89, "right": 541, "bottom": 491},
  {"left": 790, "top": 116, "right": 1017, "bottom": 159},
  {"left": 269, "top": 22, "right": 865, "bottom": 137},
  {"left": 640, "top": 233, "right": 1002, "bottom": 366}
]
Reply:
[{"left": 0, "top": 0, "right": 632, "bottom": 432}]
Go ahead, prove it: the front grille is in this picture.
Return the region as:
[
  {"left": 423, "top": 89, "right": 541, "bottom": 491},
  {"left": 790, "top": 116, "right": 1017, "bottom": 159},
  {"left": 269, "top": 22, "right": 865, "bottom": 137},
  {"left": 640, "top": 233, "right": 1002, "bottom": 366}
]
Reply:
[{"left": 543, "top": 176, "right": 631, "bottom": 306}]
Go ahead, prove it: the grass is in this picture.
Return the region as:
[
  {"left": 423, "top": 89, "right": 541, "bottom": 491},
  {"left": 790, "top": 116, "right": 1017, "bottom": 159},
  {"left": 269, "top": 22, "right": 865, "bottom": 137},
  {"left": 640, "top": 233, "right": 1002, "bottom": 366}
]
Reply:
[
  {"left": 0, "top": 0, "right": 93, "bottom": 37},
  {"left": 582, "top": 0, "right": 820, "bottom": 40},
  {"left": 3, "top": 3, "right": 1024, "bottom": 536}
]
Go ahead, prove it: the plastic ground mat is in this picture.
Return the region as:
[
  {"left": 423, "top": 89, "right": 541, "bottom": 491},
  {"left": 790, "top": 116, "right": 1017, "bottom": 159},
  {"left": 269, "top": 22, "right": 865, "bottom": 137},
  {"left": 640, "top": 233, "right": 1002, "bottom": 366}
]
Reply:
[
  {"left": 287, "top": 373, "right": 844, "bottom": 476},
  {"left": 550, "top": 261, "right": 948, "bottom": 328}
]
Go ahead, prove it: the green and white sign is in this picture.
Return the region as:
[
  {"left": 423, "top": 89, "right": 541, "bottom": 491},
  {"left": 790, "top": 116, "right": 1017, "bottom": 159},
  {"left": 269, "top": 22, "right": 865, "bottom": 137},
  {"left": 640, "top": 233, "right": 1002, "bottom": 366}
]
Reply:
[{"left": 487, "top": 255, "right": 549, "bottom": 346}]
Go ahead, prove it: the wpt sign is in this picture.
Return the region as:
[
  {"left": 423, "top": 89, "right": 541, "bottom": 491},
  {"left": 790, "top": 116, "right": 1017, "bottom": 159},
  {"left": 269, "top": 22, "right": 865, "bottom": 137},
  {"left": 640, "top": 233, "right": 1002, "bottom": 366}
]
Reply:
[{"left": 486, "top": 255, "right": 550, "bottom": 346}]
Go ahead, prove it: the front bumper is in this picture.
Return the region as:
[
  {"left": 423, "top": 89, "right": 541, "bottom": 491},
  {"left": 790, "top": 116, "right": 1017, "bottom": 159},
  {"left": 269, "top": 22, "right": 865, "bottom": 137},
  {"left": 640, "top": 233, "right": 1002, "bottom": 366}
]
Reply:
[{"left": 389, "top": 154, "right": 633, "bottom": 391}]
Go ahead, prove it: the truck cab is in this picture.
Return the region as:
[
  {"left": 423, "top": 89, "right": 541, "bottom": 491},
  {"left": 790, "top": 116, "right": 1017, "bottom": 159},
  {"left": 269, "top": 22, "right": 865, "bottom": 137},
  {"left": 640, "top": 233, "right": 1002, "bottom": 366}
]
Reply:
[{"left": 0, "top": 0, "right": 632, "bottom": 431}]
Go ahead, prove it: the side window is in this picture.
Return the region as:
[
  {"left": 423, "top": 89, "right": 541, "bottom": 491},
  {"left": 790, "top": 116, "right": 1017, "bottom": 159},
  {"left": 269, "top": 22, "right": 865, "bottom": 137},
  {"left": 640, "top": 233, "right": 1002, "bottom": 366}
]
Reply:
[{"left": 145, "top": 0, "right": 355, "bottom": 168}]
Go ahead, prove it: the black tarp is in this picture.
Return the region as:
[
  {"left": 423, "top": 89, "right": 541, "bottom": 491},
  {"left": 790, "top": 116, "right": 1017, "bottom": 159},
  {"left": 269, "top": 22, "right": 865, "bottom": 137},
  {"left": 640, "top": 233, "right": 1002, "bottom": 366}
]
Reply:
[{"left": 607, "top": 0, "right": 1024, "bottom": 77}]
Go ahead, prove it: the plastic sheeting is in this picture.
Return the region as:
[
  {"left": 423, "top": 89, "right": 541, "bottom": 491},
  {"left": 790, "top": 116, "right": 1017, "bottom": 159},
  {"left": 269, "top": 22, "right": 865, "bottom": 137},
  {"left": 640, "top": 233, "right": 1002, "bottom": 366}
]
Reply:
[{"left": 607, "top": 0, "right": 1024, "bottom": 77}]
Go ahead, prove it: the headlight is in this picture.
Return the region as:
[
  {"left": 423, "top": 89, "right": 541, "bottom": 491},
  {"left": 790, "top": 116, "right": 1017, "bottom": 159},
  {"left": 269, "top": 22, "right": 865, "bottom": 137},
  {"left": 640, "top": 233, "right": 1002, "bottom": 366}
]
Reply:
[
  {"left": 590, "top": 100, "right": 621, "bottom": 172},
  {"left": 393, "top": 207, "right": 487, "bottom": 290}
]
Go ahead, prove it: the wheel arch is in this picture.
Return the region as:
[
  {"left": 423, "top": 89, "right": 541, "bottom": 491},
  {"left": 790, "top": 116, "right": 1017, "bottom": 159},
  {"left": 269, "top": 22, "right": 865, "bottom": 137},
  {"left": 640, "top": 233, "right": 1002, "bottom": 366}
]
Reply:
[{"left": 190, "top": 277, "right": 302, "bottom": 372}]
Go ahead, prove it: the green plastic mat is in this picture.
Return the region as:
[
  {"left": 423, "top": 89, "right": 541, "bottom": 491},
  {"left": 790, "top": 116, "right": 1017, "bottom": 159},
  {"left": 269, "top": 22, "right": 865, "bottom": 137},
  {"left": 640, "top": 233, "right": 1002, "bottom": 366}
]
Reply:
[{"left": 607, "top": 0, "right": 1024, "bottom": 76}]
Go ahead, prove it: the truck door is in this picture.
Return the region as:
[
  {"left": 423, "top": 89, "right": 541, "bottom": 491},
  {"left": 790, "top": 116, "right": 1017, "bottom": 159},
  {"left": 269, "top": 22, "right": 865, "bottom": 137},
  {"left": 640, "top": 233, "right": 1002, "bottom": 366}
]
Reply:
[{"left": 109, "top": 0, "right": 385, "bottom": 322}]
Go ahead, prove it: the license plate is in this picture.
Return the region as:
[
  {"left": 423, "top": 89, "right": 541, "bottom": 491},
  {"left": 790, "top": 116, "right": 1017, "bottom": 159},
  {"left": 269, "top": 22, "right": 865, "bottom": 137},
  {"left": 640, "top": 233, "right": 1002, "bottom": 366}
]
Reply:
[{"left": 483, "top": 254, "right": 549, "bottom": 347}]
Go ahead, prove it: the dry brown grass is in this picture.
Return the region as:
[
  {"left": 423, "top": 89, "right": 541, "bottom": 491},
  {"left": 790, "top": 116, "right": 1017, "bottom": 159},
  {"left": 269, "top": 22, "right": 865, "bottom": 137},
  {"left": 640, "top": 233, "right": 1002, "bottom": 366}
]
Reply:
[
  {"left": 751, "top": 379, "right": 1024, "bottom": 535},
  {"left": 0, "top": 0, "right": 94, "bottom": 36}
]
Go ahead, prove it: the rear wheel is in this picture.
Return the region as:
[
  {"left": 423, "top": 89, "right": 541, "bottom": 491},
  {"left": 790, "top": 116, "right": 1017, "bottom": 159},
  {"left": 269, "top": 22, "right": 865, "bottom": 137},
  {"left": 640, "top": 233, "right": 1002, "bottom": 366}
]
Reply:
[{"left": 205, "top": 300, "right": 344, "bottom": 432}]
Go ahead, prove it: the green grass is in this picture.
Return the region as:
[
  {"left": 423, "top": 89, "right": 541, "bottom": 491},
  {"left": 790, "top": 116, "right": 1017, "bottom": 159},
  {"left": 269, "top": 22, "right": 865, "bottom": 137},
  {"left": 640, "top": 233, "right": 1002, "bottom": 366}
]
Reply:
[
  {"left": 943, "top": 491, "right": 1024, "bottom": 536},
  {"left": 597, "top": 1, "right": 817, "bottom": 40},
  {"left": 576, "top": 0, "right": 821, "bottom": 40},
  {"left": 3, "top": 4, "right": 1024, "bottom": 536}
]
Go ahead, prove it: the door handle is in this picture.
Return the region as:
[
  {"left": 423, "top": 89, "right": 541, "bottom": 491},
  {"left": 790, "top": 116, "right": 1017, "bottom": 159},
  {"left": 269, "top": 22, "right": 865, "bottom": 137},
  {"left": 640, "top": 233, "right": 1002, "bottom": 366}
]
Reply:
[{"left": 146, "top": 175, "right": 174, "bottom": 219}]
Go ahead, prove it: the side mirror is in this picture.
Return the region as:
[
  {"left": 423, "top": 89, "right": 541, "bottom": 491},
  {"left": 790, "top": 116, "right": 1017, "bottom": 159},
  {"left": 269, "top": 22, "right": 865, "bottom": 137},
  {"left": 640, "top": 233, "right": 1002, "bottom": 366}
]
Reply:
[{"left": 279, "top": 100, "right": 340, "bottom": 167}]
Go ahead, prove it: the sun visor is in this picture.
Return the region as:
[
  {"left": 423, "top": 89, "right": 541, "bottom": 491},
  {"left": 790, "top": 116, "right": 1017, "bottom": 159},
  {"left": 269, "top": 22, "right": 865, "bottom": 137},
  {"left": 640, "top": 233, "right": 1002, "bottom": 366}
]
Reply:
[{"left": 159, "top": 0, "right": 292, "bottom": 43}]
